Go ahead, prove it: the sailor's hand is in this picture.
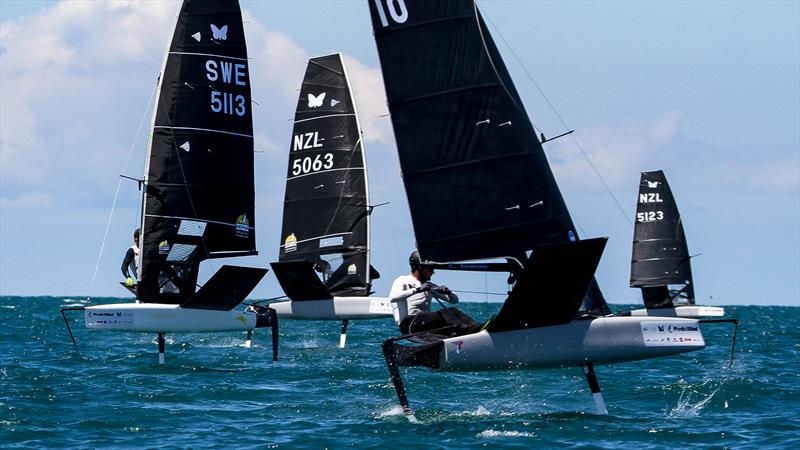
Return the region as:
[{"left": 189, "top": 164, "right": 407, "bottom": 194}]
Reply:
[
  {"left": 416, "top": 282, "right": 434, "bottom": 293},
  {"left": 125, "top": 277, "right": 135, "bottom": 287},
  {"left": 435, "top": 285, "right": 451, "bottom": 295}
]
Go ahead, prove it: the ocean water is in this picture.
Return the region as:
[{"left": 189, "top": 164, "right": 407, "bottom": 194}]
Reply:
[{"left": 1, "top": 297, "right": 798, "bottom": 449}]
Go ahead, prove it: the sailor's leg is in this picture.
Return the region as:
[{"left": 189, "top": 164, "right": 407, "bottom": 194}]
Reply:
[
  {"left": 158, "top": 333, "right": 166, "bottom": 365},
  {"left": 339, "top": 319, "right": 350, "bottom": 348},
  {"left": 581, "top": 362, "right": 608, "bottom": 414},
  {"left": 245, "top": 329, "right": 253, "bottom": 348}
]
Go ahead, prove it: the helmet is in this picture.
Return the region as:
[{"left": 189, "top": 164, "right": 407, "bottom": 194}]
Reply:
[
  {"left": 409, "top": 250, "right": 421, "bottom": 271},
  {"left": 133, "top": 228, "right": 140, "bottom": 239}
]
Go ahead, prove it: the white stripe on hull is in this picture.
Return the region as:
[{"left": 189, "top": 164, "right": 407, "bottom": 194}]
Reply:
[
  {"left": 627, "top": 305, "right": 725, "bottom": 318},
  {"left": 85, "top": 303, "right": 257, "bottom": 332},
  {"left": 269, "top": 297, "right": 393, "bottom": 320},
  {"left": 439, "top": 316, "right": 705, "bottom": 371}
]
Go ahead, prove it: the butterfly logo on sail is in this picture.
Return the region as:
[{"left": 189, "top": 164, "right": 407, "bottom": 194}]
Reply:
[
  {"left": 307, "top": 92, "right": 326, "bottom": 108},
  {"left": 284, "top": 233, "right": 297, "bottom": 253},
  {"left": 647, "top": 181, "right": 659, "bottom": 189},
  {"left": 235, "top": 214, "right": 249, "bottom": 238},
  {"left": 210, "top": 24, "right": 228, "bottom": 41}
]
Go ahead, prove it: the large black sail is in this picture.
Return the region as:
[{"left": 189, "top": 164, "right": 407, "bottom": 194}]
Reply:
[
  {"left": 368, "top": 1, "right": 579, "bottom": 264},
  {"left": 278, "top": 54, "right": 372, "bottom": 296},
  {"left": 630, "top": 170, "right": 695, "bottom": 308},
  {"left": 368, "top": 0, "right": 608, "bottom": 314},
  {"left": 138, "top": 0, "right": 256, "bottom": 303}
]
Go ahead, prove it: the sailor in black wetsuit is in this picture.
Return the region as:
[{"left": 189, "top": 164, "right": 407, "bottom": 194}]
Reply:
[{"left": 121, "top": 229, "right": 140, "bottom": 287}]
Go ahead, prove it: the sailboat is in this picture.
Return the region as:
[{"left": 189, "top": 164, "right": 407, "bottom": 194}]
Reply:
[
  {"left": 368, "top": 0, "right": 716, "bottom": 416},
  {"left": 267, "top": 53, "right": 392, "bottom": 348},
  {"left": 60, "top": 0, "right": 278, "bottom": 364},
  {"left": 623, "top": 170, "right": 724, "bottom": 317}
]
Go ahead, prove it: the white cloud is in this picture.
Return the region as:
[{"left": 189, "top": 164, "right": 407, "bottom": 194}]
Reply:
[
  {"left": 341, "top": 53, "right": 393, "bottom": 144},
  {"left": 736, "top": 159, "right": 800, "bottom": 193},
  {"left": 548, "top": 110, "right": 685, "bottom": 189}
]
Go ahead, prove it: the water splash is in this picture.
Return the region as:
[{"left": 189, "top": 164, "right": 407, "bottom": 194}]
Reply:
[
  {"left": 667, "top": 385, "right": 719, "bottom": 418},
  {"left": 478, "top": 429, "right": 536, "bottom": 438}
]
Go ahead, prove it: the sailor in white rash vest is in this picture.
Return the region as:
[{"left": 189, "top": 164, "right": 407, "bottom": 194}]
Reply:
[{"left": 389, "top": 250, "right": 459, "bottom": 332}]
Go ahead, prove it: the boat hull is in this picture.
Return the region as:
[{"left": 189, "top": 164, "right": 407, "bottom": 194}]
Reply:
[
  {"left": 438, "top": 316, "right": 705, "bottom": 371},
  {"left": 626, "top": 305, "right": 725, "bottom": 318},
  {"left": 268, "top": 297, "right": 392, "bottom": 320},
  {"left": 85, "top": 303, "right": 257, "bottom": 332}
]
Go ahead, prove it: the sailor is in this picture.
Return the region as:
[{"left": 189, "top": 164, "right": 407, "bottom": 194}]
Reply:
[
  {"left": 121, "top": 228, "right": 140, "bottom": 287},
  {"left": 389, "top": 250, "right": 459, "bottom": 332}
]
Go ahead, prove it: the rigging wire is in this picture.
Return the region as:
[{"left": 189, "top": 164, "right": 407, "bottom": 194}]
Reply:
[
  {"left": 480, "top": 6, "right": 633, "bottom": 228},
  {"left": 88, "top": 80, "right": 159, "bottom": 297}
]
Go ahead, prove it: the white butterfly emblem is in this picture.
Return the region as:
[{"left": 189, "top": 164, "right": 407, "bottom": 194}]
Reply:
[
  {"left": 647, "top": 181, "right": 659, "bottom": 188},
  {"left": 210, "top": 24, "right": 228, "bottom": 41},
  {"left": 307, "top": 92, "right": 326, "bottom": 108}
]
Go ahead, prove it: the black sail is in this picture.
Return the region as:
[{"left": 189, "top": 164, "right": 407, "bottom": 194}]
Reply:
[
  {"left": 630, "top": 170, "right": 695, "bottom": 307},
  {"left": 278, "top": 54, "right": 372, "bottom": 296},
  {"left": 368, "top": 0, "right": 608, "bottom": 313},
  {"left": 138, "top": 0, "right": 256, "bottom": 303}
]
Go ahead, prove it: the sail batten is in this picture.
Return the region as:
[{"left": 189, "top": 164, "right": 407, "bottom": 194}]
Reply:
[{"left": 278, "top": 54, "right": 372, "bottom": 297}]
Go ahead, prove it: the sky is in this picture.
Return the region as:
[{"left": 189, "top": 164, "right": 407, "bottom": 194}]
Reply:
[{"left": 1, "top": 0, "right": 798, "bottom": 306}]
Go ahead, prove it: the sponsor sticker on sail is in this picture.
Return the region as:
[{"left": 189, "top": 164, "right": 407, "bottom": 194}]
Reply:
[
  {"left": 641, "top": 321, "right": 705, "bottom": 347},
  {"left": 347, "top": 264, "right": 357, "bottom": 275},
  {"left": 235, "top": 214, "right": 249, "bottom": 238},
  {"left": 284, "top": 233, "right": 297, "bottom": 253},
  {"left": 158, "top": 240, "right": 170, "bottom": 255}
]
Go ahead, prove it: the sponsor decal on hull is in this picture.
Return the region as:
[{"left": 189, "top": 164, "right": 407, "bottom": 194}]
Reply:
[
  {"left": 86, "top": 310, "right": 134, "bottom": 326},
  {"left": 641, "top": 321, "right": 704, "bottom": 347}
]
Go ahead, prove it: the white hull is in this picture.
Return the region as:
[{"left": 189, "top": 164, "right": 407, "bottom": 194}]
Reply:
[
  {"left": 85, "top": 303, "right": 257, "bottom": 332},
  {"left": 627, "top": 305, "right": 725, "bottom": 318},
  {"left": 438, "top": 316, "right": 705, "bottom": 371},
  {"left": 269, "top": 297, "right": 393, "bottom": 320}
]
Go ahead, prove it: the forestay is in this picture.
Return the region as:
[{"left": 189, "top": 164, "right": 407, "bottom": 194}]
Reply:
[
  {"left": 278, "top": 54, "right": 373, "bottom": 297},
  {"left": 138, "top": 0, "right": 256, "bottom": 304},
  {"left": 631, "top": 170, "right": 695, "bottom": 308}
]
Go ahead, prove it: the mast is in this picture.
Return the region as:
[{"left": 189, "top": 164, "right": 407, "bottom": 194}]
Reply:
[
  {"left": 137, "top": 0, "right": 256, "bottom": 304},
  {"left": 278, "top": 54, "right": 373, "bottom": 296},
  {"left": 631, "top": 170, "right": 695, "bottom": 307}
]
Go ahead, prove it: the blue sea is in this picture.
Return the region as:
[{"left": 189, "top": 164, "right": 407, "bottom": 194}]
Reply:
[{"left": 1, "top": 297, "right": 798, "bottom": 449}]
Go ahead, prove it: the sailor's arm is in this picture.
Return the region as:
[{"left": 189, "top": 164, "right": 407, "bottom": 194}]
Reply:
[
  {"left": 389, "top": 279, "right": 428, "bottom": 303},
  {"left": 432, "top": 286, "right": 459, "bottom": 304},
  {"left": 121, "top": 248, "right": 135, "bottom": 278}
]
